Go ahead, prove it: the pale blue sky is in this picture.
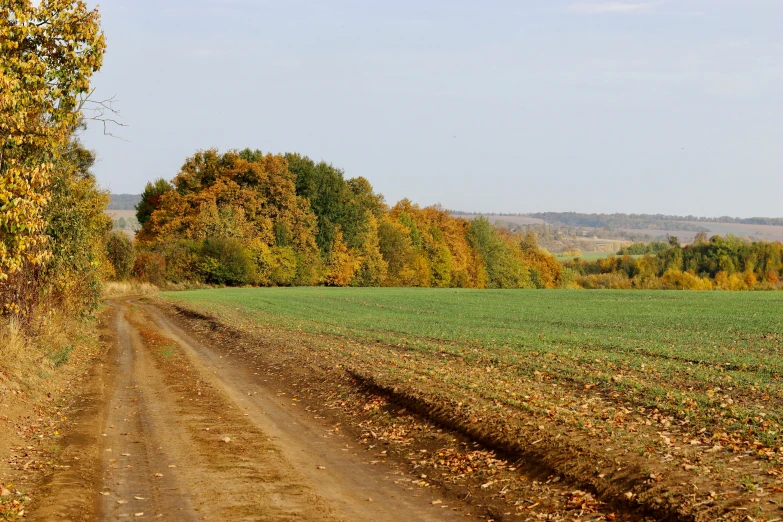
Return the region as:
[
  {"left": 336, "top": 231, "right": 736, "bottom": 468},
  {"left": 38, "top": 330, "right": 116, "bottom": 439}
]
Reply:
[{"left": 82, "top": 1, "right": 782, "bottom": 217}]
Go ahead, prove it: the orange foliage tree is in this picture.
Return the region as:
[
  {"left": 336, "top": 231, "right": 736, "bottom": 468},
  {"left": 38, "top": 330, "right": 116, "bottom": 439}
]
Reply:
[{"left": 138, "top": 149, "right": 321, "bottom": 286}]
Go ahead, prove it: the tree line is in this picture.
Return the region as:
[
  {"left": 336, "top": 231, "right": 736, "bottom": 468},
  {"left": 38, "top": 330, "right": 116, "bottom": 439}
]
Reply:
[
  {"left": 565, "top": 235, "right": 783, "bottom": 290},
  {"left": 121, "top": 149, "right": 563, "bottom": 289}
]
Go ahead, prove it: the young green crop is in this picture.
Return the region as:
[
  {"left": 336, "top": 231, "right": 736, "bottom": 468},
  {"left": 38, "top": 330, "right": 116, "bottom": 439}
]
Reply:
[{"left": 162, "top": 287, "right": 783, "bottom": 443}]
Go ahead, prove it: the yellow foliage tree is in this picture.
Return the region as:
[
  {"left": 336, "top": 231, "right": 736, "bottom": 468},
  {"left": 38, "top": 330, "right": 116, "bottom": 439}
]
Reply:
[
  {"left": 352, "top": 213, "right": 387, "bottom": 286},
  {"left": 325, "top": 228, "right": 360, "bottom": 287},
  {"left": 1, "top": 0, "right": 105, "bottom": 312}
]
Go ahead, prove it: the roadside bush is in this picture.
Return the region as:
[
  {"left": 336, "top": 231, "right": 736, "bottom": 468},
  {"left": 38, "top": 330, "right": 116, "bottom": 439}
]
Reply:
[
  {"left": 106, "top": 232, "right": 136, "bottom": 281},
  {"left": 157, "top": 240, "right": 199, "bottom": 283},
  {"left": 42, "top": 140, "right": 112, "bottom": 314},
  {"left": 133, "top": 252, "right": 167, "bottom": 287}
]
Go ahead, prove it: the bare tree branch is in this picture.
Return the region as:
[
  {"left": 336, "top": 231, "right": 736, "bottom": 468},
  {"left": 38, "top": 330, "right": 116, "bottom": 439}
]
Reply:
[{"left": 78, "top": 89, "right": 130, "bottom": 141}]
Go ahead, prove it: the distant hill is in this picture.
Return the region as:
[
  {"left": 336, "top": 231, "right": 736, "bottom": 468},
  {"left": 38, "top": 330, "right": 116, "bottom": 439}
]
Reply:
[
  {"left": 449, "top": 210, "right": 783, "bottom": 251},
  {"left": 451, "top": 210, "right": 783, "bottom": 228},
  {"left": 527, "top": 212, "right": 783, "bottom": 229},
  {"left": 108, "top": 194, "right": 141, "bottom": 210}
]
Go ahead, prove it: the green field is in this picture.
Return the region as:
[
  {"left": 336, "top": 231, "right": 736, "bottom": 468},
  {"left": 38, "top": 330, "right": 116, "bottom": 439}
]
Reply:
[
  {"left": 162, "top": 288, "right": 781, "bottom": 364},
  {"left": 161, "top": 287, "right": 783, "bottom": 515}
]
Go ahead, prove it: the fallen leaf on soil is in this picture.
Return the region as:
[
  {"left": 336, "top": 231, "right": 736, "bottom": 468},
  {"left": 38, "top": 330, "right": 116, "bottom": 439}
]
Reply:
[{"left": 222, "top": 437, "right": 231, "bottom": 443}]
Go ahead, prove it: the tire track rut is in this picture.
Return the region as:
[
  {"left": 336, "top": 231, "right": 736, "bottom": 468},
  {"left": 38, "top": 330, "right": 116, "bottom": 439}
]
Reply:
[{"left": 29, "top": 299, "right": 471, "bottom": 521}]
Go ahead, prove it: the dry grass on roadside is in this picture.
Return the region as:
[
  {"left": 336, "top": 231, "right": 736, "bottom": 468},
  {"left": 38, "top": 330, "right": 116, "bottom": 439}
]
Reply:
[
  {"left": 0, "top": 313, "right": 96, "bottom": 394},
  {"left": 103, "top": 280, "right": 159, "bottom": 298}
]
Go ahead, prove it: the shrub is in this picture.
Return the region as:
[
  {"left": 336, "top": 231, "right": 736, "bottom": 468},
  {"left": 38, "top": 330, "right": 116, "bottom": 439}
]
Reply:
[
  {"left": 715, "top": 271, "right": 748, "bottom": 290},
  {"left": 576, "top": 273, "right": 633, "bottom": 289},
  {"left": 158, "top": 240, "right": 199, "bottom": 283},
  {"left": 660, "top": 270, "right": 712, "bottom": 290},
  {"left": 133, "top": 251, "right": 167, "bottom": 287},
  {"left": 106, "top": 232, "right": 136, "bottom": 281},
  {"left": 557, "top": 267, "right": 579, "bottom": 289},
  {"left": 197, "top": 238, "right": 258, "bottom": 286}
]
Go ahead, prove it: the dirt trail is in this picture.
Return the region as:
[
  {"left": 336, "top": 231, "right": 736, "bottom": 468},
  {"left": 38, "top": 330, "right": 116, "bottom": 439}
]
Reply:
[
  {"left": 144, "top": 302, "right": 466, "bottom": 522},
  {"left": 99, "top": 306, "right": 199, "bottom": 520},
  {"left": 28, "top": 300, "right": 472, "bottom": 521}
]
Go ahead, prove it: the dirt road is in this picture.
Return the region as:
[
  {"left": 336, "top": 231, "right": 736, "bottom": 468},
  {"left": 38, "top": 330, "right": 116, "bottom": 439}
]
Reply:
[{"left": 28, "top": 300, "right": 474, "bottom": 521}]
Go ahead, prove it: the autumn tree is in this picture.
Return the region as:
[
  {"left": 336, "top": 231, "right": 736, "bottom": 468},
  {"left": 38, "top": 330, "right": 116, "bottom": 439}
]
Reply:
[
  {"left": 351, "top": 212, "right": 387, "bottom": 286},
  {"left": 41, "top": 136, "right": 112, "bottom": 313},
  {"left": 378, "top": 218, "right": 416, "bottom": 286},
  {"left": 1, "top": 0, "right": 105, "bottom": 312},
  {"left": 467, "top": 217, "right": 528, "bottom": 289},
  {"left": 138, "top": 149, "right": 322, "bottom": 286},
  {"left": 325, "top": 228, "right": 361, "bottom": 286},
  {"left": 286, "top": 153, "right": 386, "bottom": 254},
  {"left": 106, "top": 231, "right": 135, "bottom": 281},
  {"left": 135, "top": 178, "right": 171, "bottom": 226}
]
